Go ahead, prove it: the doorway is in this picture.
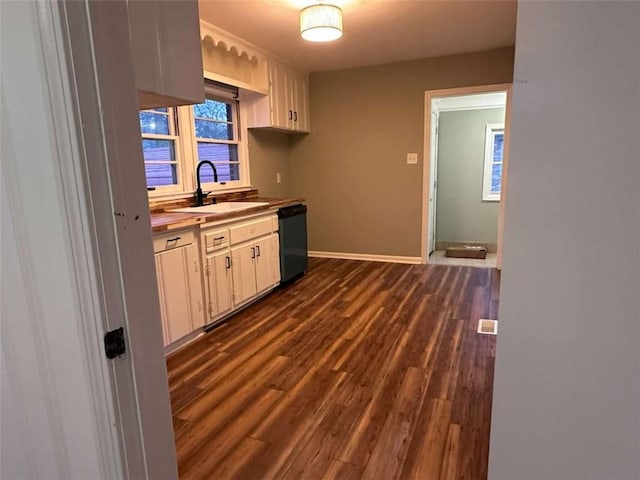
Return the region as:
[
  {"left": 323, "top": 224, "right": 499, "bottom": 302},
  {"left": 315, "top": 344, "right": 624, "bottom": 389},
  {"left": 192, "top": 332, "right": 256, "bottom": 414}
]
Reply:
[{"left": 421, "top": 84, "right": 512, "bottom": 269}]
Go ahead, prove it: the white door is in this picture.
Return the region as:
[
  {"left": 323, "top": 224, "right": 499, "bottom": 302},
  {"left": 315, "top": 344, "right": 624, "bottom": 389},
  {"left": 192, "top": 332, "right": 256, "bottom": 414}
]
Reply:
[
  {"left": 231, "top": 243, "right": 257, "bottom": 305},
  {"left": 154, "top": 255, "right": 170, "bottom": 346},
  {"left": 297, "top": 77, "right": 309, "bottom": 132},
  {"left": 155, "top": 245, "right": 201, "bottom": 343},
  {"left": 269, "top": 64, "right": 286, "bottom": 129},
  {"left": 254, "top": 236, "right": 275, "bottom": 294},
  {"left": 428, "top": 110, "right": 439, "bottom": 255},
  {"left": 212, "top": 250, "right": 234, "bottom": 317},
  {"left": 270, "top": 233, "right": 281, "bottom": 284},
  {"left": 185, "top": 244, "right": 204, "bottom": 330}
]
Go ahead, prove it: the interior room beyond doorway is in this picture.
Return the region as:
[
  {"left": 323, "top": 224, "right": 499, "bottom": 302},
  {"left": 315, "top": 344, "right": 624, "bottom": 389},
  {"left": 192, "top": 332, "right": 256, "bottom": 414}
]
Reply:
[{"left": 424, "top": 88, "right": 509, "bottom": 268}]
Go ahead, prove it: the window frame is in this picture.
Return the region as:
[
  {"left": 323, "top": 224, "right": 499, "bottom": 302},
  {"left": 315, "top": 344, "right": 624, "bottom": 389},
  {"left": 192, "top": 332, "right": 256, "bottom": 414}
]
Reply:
[
  {"left": 482, "top": 123, "right": 505, "bottom": 202},
  {"left": 140, "top": 107, "right": 187, "bottom": 196},
  {"left": 144, "top": 88, "right": 251, "bottom": 199},
  {"left": 187, "top": 93, "right": 246, "bottom": 191}
]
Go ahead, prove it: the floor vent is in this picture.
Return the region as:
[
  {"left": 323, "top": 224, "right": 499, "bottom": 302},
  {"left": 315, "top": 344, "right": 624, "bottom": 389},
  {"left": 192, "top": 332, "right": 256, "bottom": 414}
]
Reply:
[{"left": 477, "top": 319, "right": 498, "bottom": 335}]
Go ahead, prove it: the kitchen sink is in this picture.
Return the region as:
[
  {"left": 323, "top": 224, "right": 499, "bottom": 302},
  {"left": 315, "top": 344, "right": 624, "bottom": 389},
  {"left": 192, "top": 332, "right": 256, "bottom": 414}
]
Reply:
[{"left": 170, "top": 202, "right": 269, "bottom": 214}]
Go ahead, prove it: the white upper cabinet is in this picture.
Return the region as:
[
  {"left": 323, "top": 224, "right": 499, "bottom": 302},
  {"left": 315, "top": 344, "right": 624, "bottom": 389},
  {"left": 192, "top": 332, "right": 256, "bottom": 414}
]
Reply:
[
  {"left": 127, "top": 0, "right": 205, "bottom": 109},
  {"left": 197, "top": 22, "right": 310, "bottom": 134},
  {"left": 246, "top": 62, "right": 310, "bottom": 133}
]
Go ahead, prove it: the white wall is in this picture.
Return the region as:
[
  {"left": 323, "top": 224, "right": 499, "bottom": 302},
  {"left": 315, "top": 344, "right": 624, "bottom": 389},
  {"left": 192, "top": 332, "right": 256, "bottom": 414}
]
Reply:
[
  {"left": 1, "top": 2, "right": 118, "bottom": 477},
  {"left": 489, "top": 2, "right": 640, "bottom": 479}
]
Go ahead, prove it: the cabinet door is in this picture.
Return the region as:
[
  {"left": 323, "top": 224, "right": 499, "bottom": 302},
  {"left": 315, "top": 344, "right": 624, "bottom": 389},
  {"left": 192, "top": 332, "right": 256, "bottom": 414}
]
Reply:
[
  {"left": 296, "top": 76, "right": 310, "bottom": 132},
  {"left": 186, "top": 244, "right": 205, "bottom": 330},
  {"left": 128, "top": 0, "right": 204, "bottom": 109},
  {"left": 270, "top": 233, "right": 281, "bottom": 284},
  {"left": 254, "top": 236, "right": 276, "bottom": 294},
  {"left": 154, "top": 255, "right": 170, "bottom": 346},
  {"left": 270, "top": 65, "right": 289, "bottom": 129},
  {"left": 285, "top": 71, "right": 297, "bottom": 130},
  {"left": 212, "top": 250, "right": 234, "bottom": 317},
  {"left": 155, "top": 244, "right": 202, "bottom": 344},
  {"left": 231, "top": 243, "right": 257, "bottom": 305}
]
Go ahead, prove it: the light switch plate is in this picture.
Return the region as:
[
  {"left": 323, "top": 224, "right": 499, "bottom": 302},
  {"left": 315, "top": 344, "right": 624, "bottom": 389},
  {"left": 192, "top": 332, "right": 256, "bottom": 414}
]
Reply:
[
  {"left": 407, "top": 153, "right": 418, "bottom": 164},
  {"left": 276, "top": 172, "right": 282, "bottom": 184}
]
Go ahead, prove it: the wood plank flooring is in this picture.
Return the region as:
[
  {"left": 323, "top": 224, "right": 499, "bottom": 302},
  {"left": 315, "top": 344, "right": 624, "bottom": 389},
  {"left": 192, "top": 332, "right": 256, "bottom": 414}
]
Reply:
[{"left": 167, "top": 258, "right": 500, "bottom": 479}]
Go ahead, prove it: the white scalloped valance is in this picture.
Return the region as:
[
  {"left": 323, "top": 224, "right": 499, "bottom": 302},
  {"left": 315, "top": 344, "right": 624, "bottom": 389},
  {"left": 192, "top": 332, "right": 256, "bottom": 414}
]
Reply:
[
  {"left": 200, "top": 34, "right": 264, "bottom": 64},
  {"left": 199, "top": 21, "right": 271, "bottom": 93}
]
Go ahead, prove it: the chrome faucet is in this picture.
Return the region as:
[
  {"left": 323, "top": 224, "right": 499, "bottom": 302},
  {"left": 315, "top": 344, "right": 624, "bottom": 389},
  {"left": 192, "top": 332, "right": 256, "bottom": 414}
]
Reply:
[{"left": 195, "top": 160, "right": 218, "bottom": 206}]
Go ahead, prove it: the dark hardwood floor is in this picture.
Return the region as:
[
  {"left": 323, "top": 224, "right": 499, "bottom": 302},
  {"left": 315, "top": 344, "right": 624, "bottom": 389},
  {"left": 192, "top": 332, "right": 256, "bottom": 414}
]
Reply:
[{"left": 167, "top": 258, "right": 500, "bottom": 479}]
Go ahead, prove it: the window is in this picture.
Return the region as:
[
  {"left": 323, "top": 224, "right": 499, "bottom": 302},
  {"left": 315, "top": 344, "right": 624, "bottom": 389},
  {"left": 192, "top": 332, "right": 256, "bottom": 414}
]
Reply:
[
  {"left": 483, "top": 123, "right": 505, "bottom": 201},
  {"left": 138, "top": 81, "right": 249, "bottom": 197},
  {"left": 139, "top": 107, "right": 182, "bottom": 192},
  {"left": 191, "top": 96, "right": 241, "bottom": 185}
]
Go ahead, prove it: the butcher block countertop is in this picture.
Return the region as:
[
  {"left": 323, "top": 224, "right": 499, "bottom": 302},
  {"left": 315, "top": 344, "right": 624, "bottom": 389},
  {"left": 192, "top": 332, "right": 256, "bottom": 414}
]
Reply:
[{"left": 150, "top": 197, "right": 304, "bottom": 234}]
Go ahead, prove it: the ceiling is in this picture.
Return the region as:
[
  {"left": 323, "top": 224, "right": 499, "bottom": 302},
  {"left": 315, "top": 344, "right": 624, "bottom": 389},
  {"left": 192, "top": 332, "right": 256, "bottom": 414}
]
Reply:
[{"left": 198, "top": 0, "right": 517, "bottom": 72}]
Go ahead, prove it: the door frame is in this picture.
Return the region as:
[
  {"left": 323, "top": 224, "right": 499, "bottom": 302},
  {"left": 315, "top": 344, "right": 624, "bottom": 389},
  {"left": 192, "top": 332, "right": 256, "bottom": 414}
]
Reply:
[
  {"left": 427, "top": 108, "right": 440, "bottom": 256},
  {"left": 421, "top": 83, "right": 513, "bottom": 268},
  {"left": 57, "top": 1, "right": 177, "bottom": 477}
]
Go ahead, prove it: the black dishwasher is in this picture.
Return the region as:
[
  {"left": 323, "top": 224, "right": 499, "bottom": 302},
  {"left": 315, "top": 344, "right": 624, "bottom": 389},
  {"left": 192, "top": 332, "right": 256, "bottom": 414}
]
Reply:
[{"left": 278, "top": 203, "right": 308, "bottom": 284}]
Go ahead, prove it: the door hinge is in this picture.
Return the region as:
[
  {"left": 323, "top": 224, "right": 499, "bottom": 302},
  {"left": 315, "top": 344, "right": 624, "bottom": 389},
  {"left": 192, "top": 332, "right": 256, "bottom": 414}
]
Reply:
[
  {"left": 104, "top": 327, "right": 126, "bottom": 359},
  {"left": 208, "top": 302, "right": 213, "bottom": 317},
  {"left": 205, "top": 264, "right": 210, "bottom": 276}
]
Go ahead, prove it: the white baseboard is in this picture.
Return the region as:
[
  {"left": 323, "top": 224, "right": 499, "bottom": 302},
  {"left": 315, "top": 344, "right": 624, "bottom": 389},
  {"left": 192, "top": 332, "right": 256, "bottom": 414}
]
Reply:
[{"left": 308, "top": 250, "right": 423, "bottom": 265}]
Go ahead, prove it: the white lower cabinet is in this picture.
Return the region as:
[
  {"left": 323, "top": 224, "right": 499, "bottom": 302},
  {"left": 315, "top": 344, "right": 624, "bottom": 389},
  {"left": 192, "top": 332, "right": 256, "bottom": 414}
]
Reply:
[
  {"left": 201, "top": 213, "right": 281, "bottom": 325},
  {"left": 254, "top": 235, "right": 279, "bottom": 294},
  {"left": 153, "top": 215, "right": 280, "bottom": 348},
  {"left": 204, "top": 249, "right": 234, "bottom": 320},
  {"left": 153, "top": 230, "right": 204, "bottom": 347},
  {"left": 230, "top": 242, "right": 259, "bottom": 305},
  {"left": 230, "top": 234, "right": 279, "bottom": 305}
]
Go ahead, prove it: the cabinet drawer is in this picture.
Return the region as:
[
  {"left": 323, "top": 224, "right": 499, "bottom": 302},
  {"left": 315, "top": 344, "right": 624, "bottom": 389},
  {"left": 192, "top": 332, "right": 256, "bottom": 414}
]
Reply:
[
  {"left": 153, "top": 229, "right": 195, "bottom": 253},
  {"left": 203, "top": 228, "right": 229, "bottom": 253},
  {"left": 229, "top": 217, "right": 272, "bottom": 245}
]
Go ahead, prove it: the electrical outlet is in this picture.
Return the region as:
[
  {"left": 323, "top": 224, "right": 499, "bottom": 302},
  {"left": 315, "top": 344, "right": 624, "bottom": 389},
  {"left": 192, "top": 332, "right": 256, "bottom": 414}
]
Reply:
[
  {"left": 276, "top": 172, "right": 282, "bottom": 184},
  {"left": 407, "top": 153, "right": 418, "bottom": 164}
]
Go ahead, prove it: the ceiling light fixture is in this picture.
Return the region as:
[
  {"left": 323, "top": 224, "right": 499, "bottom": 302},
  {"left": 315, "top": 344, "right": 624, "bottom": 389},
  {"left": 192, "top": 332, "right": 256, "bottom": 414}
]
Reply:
[{"left": 300, "top": 3, "right": 343, "bottom": 42}]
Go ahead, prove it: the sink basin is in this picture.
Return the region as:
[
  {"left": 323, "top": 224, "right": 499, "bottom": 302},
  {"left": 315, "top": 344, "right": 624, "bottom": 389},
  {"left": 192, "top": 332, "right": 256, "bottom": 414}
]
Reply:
[{"left": 170, "top": 202, "right": 269, "bottom": 214}]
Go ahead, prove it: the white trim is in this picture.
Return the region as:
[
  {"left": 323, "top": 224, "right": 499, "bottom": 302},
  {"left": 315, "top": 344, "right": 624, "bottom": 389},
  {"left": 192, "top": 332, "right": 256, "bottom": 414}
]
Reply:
[
  {"left": 308, "top": 251, "right": 423, "bottom": 265},
  {"left": 482, "top": 123, "right": 505, "bottom": 202},
  {"left": 433, "top": 92, "right": 507, "bottom": 112},
  {"left": 422, "top": 84, "right": 513, "bottom": 269},
  {"left": 1, "top": 1, "right": 125, "bottom": 477}
]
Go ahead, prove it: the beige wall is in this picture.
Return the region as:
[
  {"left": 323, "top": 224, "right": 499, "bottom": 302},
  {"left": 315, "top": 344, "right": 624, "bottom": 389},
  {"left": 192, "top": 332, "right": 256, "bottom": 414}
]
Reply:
[
  {"left": 288, "top": 47, "right": 514, "bottom": 257},
  {"left": 248, "top": 129, "right": 291, "bottom": 197},
  {"left": 436, "top": 108, "right": 505, "bottom": 246}
]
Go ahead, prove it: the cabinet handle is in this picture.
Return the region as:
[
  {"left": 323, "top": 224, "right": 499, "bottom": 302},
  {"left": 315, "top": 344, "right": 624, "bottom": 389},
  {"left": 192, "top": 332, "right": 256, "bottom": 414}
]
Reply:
[
  {"left": 256, "top": 245, "right": 261, "bottom": 257},
  {"left": 251, "top": 247, "right": 256, "bottom": 259},
  {"left": 214, "top": 236, "right": 225, "bottom": 241},
  {"left": 167, "top": 236, "right": 181, "bottom": 243},
  {"left": 225, "top": 256, "right": 231, "bottom": 269},
  {"left": 288, "top": 110, "right": 293, "bottom": 120},
  {"left": 294, "top": 111, "right": 298, "bottom": 122}
]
